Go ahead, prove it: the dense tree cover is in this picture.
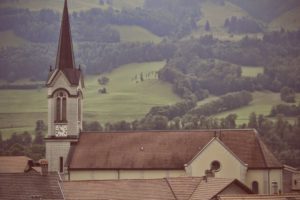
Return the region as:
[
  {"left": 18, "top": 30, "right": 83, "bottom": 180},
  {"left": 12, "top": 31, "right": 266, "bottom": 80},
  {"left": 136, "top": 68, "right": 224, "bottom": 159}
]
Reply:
[
  {"left": 146, "top": 100, "right": 197, "bottom": 120},
  {"left": 280, "top": 87, "right": 295, "bottom": 103},
  {"left": 0, "top": 120, "right": 46, "bottom": 160},
  {"left": 188, "top": 91, "right": 252, "bottom": 117},
  {"left": 224, "top": 16, "right": 262, "bottom": 34},
  {"left": 270, "top": 104, "right": 300, "bottom": 117},
  {"left": 0, "top": 41, "right": 176, "bottom": 80},
  {"left": 159, "top": 30, "right": 300, "bottom": 99}
]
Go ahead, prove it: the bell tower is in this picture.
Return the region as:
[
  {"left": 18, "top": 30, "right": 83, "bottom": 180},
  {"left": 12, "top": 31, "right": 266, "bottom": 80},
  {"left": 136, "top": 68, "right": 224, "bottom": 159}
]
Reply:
[{"left": 45, "top": 0, "right": 84, "bottom": 175}]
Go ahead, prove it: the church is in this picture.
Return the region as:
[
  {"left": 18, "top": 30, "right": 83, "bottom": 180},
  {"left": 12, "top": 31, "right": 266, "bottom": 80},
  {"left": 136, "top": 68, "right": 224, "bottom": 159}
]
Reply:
[{"left": 45, "top": 0, "right": 283, "bottom": 195}]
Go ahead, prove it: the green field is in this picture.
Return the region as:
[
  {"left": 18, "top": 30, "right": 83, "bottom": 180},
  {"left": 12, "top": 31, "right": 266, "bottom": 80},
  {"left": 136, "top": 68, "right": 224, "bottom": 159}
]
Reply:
[
  {"left": 241, "top": 66, "right": 264, "bottom": 77},
  {"left": 212, "top": 91, "right": 300, "bottom": 125},
  {"left": 0, "top": 61, "right": 180, "bottom": 138},
  {"left": 111, "top": 25, "right": 162, "bottom": 44},
  {"left": 112, "top": 0, "right": 144, "bottom": 10},
  {"left": 0, "top": 30, "right": 27, "bottom": 48}
]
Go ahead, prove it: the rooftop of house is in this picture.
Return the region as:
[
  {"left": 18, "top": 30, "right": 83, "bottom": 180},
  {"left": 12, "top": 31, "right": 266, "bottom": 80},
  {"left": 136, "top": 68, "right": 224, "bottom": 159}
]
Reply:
[
  {"left": 63, "top": 176, "right": 252, "bottom": 200},
  {"left": 67, "top": 129, "right": 282, "bottom": 170},
  {"left": 0, "top": 156, "right": 32, "bottom": 173},
  {"left": 0, "top": 172, "right": 64, "bottom": 200},
  {"left": 218, "top": 193, "right": 300, "bottom": 200}
]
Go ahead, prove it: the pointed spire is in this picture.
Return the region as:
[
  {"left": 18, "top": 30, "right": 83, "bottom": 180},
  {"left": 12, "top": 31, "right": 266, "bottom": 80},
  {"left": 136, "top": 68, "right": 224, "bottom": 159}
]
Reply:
[{"left": 55, "top": 0, "right": 75, "bottom": 70}]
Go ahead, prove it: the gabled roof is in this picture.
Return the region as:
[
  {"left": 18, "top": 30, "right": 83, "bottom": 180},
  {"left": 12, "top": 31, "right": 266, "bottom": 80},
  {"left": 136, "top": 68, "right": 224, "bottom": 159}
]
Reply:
[
  {"left": 68, "top": 129, "right": 282, "bottom": 170},
  {"left": 63, "top": 177, "right": 252, "bottom": 200},
  {"left": 63, "top": 179, "right": 175, "bottom": 200},
  {"left": 0, "top": 156, "right": 30, "bottom": 173},
  {"left": 0, "top": 172, "right": 64, "bottom": 200}
]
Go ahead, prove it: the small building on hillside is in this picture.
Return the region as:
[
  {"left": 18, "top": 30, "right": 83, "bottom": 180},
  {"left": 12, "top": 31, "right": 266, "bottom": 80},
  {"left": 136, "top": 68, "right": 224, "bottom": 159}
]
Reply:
[{"left": 44, "top": 0, "right": 284, "bottom": 195}]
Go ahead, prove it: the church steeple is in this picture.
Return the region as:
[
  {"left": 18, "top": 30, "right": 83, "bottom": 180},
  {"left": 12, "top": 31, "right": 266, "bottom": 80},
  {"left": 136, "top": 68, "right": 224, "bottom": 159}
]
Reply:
[{"left": 55, "top": 0, "right": 75, "bottom": 70}]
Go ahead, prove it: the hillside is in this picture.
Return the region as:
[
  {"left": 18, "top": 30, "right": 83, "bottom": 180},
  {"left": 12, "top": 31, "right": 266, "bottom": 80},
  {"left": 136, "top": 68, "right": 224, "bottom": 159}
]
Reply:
[
  {"left": 111, "top": 25, "right": 162, "bottom": 43},
  {"left": 269, "top": 6, "right": 300, "bottom": 31},
  {"left": 0, "top": 61, "right": 180, "bottom": 138}
]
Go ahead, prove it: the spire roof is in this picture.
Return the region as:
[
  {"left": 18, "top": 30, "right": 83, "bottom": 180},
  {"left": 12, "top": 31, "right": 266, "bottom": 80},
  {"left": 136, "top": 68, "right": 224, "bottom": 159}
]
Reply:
[{"left": 55, "top": 0, "right": 75, "bottom": 70}]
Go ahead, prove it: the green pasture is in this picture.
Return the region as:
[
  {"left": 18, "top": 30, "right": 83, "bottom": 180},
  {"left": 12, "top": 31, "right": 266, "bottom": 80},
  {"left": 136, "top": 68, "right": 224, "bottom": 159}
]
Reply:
[
  {"left": 112, "top": 0, "right": 144, "bottom": 10},
  {"left": 212, "top": 91, "right": 300, "bottom": 125},
  {"left": 111, "top": 25, "right": 162, "bottom": 44},
  {"left": 0, "top": 61, "right": 180, "bottom": 138},
  {"left": 0, "top": 31, "right": 27, "bottom": 48},
  {"left": 241, "top": 66, "right": 264, "bottom": 77}
]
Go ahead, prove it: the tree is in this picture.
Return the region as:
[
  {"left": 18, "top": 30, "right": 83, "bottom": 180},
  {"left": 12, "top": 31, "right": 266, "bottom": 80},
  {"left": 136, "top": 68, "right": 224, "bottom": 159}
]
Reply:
[
  {"left": 98, "top": 76, "right": 110, "bottom": 85},
  {"left": 205, "top": 20, "right": 211, "bottom": 31},
  {"left": 248, "top": 112, "right": 258, "bottom": 129},
  {"left": 34, "top": 131, "right": 44, "bottom": 145},
  {"left": 280, "top": 86, "right": 295, "bottom": 103}
]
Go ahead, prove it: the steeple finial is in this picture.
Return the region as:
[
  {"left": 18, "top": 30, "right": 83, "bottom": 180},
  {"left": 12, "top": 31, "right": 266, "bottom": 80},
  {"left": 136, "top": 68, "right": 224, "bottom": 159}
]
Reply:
[{"left": 55, "top": 0, "right": 75, "bottom": 70}]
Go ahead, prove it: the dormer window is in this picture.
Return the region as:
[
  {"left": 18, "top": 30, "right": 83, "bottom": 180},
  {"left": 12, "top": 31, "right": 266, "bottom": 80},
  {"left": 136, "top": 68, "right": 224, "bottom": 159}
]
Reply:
[{"left": 55, "top": 91, "right": 67, "bottom": 122}]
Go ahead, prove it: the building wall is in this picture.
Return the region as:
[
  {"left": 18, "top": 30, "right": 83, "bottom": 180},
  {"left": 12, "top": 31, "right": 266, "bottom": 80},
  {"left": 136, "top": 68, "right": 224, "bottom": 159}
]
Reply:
[
  {"left": 69, "top": 169, "right": 185, "bottom": 181},
  {"left": 46, "top": 140, "right": 72, "bottom": 173},
  {"left": 245, "top": 169, "right": 283, "bottom": 195},
  {"left": 186, "top": 139, "right": 247, "bottom": 181},
  {"left": 47, "top": 72, "right": 83, "bottom": 137}
]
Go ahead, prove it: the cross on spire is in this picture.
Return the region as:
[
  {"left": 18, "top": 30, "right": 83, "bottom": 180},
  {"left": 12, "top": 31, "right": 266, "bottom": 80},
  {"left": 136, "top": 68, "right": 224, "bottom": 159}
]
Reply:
[{"left": 55, "top": 0, "right": 75, "bottom": 70}]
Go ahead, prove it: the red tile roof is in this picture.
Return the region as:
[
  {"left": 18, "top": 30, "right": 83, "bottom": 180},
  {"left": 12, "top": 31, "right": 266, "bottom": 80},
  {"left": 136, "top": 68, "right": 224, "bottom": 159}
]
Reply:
[
  {"left": 0, "top": 156, "right": 31, "bottom": 173},
  {"left": 63, "top": 179, "right": 175, "bottom": 200},
  {"left": 63, "top": 177, "right": 251, "bottom": 200},
  {"left": 0, "top": 172, "right": 64, "bottom": 200},
  {"left": 68, "top": 129, "right": 282, "bottom": 170},
  {"left": 218, "top": 194, "right": 300, "bottom": 200}
]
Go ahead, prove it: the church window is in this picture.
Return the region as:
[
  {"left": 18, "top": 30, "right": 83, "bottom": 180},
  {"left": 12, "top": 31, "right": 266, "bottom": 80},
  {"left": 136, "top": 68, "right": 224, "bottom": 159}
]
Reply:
[
  {"left": 210, "top": 160, "right": 221, "bottom": 172},
  {"left": 59, "top": 156, "right": 63, "bottom": 173},
  {"left": 55, "top": 91, "right": 67, "bottom": 122},
  {"left": 252, "top": 181, "right": 259, "bottom": 194}
]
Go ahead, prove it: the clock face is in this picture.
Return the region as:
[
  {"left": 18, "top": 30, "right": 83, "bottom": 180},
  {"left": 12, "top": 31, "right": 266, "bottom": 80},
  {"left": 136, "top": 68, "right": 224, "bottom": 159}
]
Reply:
[{"left": 55, "top": 125, "right": 68, "bottom": 137}]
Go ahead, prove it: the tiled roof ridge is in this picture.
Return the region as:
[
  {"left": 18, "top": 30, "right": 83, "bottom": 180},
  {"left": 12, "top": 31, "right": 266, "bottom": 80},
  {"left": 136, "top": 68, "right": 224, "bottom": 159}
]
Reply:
[
  {"left": 187, "top": 178, "right": 203, "bottom": 200},
  {"left": 253, "top": 130, "right": 268, "bottom": 168},
  {"left": 164, "top": 178, "right": 179, "bottom": 200}
]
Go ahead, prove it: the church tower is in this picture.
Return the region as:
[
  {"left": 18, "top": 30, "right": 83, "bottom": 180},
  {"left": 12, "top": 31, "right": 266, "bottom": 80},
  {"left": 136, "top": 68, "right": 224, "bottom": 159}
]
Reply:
[{"left": 45, "top": 0, "right": 84, "bottom": 175}]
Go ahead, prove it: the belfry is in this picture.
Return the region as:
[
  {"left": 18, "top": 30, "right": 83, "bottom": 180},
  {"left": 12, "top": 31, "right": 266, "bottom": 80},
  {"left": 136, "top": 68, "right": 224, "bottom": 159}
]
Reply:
[{"left": 45, "top": 0, "right": 84, "bottom": 174}]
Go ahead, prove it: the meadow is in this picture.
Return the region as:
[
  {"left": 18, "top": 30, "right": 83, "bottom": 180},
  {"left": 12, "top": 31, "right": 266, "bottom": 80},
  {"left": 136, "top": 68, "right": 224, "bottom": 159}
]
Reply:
[
  {"left": 0, "top": 61, "right": 180, "bottom": 138},
  {"left": 111, "top": 25, "right": 162, "bottom": 44}
]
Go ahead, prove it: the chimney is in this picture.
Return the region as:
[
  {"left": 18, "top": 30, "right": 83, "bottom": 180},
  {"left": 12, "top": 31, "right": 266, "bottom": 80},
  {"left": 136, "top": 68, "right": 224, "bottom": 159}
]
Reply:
[
  {"left": 39, "top": 159, "right": 48, "bottom": 176},
  {"left": 205, "top": 169, "right": 215, "bottom": 178}
]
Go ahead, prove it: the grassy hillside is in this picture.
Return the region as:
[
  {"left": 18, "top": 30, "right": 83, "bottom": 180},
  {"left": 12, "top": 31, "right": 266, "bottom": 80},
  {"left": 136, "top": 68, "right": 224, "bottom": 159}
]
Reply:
[
  {"left": 112, "top": 0, "right": 144, "bottom": 10},
  {"left": 111, "top": 25, "right": 162, "bottom": 43},
  {"left": 0, "top": 30, "right": 28, "bottom": 48},
  {"left": 189, "top": 1, "right": 263, "bottom": 41},
  {"left": 84, "top": 61, "right": 180, "bottom": 123},
  {"left": 241, "top": 66, "right": 264, "bottom": 77},
  {"left": 0, "top": 61, "right": 180, "bottom": 138},
  {"left": 269, "top": 6, "right": 300, "bottom": 31},
  {"left": 0, "top": 0, "right": 106, "bottom": 12},
  {"left": 213, "top": 91, "right": 300, "bottom": 125}
]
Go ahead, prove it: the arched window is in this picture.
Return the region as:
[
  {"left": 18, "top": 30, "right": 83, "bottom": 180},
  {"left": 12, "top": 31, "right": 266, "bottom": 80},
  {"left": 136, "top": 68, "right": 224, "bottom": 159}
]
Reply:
[
  {"left": 55, "top": 92, "right": 67, "bottom": 122},
  {"left": 252, "top": 181, "right": 259, "bottom": 194}
]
